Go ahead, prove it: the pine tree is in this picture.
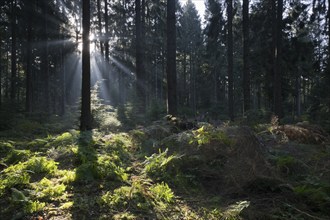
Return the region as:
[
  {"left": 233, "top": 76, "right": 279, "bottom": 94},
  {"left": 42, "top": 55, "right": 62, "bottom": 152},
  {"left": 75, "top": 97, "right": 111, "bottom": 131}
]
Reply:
[
  {"left": 80, "top": 0, "right": 92, "bottom": 131},
  {"left": 166, "top": 0, "right": 177, "bottom": 115}
]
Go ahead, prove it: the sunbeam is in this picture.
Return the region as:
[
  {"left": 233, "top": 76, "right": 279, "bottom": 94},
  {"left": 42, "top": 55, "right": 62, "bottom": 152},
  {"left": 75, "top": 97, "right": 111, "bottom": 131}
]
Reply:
[{"left": 110, "top": 56, "right": 134, "bottom": 77}]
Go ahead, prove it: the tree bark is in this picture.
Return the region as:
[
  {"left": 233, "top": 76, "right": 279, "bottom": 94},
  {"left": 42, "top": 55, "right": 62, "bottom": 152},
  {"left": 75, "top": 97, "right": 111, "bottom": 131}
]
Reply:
[
  {"left": 104, "top": 0, "right": 109, "bottom": 61},
  {"left": 96, "top": 0, "right": 104, "bottom": 55},
  {"left": 80, "top": 0, "right": 92, "bottom": 131},
  {"left": 135, "top": 0, "right": 146, "bottom": 113},
  {"left": 166, "top": 0, "right": 177, "bottom": 115},
  {"left": 243, "top": 0, "right": 250, "bottom": 113},
  {"left": 227, "top": 0, "right": 234, "bottom": 121},
  {"left": 59, "top": 34, "right": 66, "bottom": 116},
  {"left": 0, "top": 29, "right": 2, "bottom": 107},
  {"left": 274, "top": 0, "right": 283, "bottom": 117},
  {"left": 296, "top": 75, "right": 301, "bottom": 117},
  {"left": 41, "top": 0, "right": 50, "bottom": 113},
  {"left": 10, "top": 0, "right": 17, "bottom": 102},
  {"left": 25, "top": 0, "right": 33, "bottom": 113}
]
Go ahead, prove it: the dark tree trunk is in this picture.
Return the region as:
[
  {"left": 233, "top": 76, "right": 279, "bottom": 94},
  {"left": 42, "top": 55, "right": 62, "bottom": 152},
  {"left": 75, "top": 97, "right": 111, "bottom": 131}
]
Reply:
[
  {"left": 328, "top": 0, "right": 330, "bottom": 111},
  {"left": 96, "top": 0, "right": 104, "bottom": 55},
  {"left": 135, "top": 0, "right": 146, "bottom": 113},
  {"left": 80, "top": 0, "right": 92, "bottom": 131},
  {"left": 243, "top": 0, "right": 250, "bottom": 113},
  {"left": 328, "top": 0, "right": 330, "bottom": 71},
  {"left": 271, "top": 0, "right": 276, "bottom": 112},
  {"left": 296, "top": 75, "right": 301, "bottom": 117},
  {"left": 274, "top": 0, "right": 283, "bottom": 117},
  {"left": 227, "top": 0, "right": 234, "bottom": 121},
  {"left": 166, "top": 0, "right": 177, "bottom": 115},
  {"left": 0, "top": 30, "right": 2, "bottom": 107},
  {"left": 104, "top": 0, "right": 109, "bottom": 61},
  {"left": 59, "top": 35, "right": 66, "bottom": 116},
  {"left": 41, "top": 0, "right": 50, "bottom": 113},
  {"left": 183, "top": 52, "right": 187, "bottom": 105},
  {"left": 25, "top": 0, "right": 33, "bottom": 113},
  {"left": 10, "top": 0, "right": 17, "bottom": 102}
]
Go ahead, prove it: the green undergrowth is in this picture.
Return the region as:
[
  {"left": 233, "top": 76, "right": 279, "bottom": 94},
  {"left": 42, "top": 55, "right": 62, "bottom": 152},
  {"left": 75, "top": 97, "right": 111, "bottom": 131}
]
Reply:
[{"left": 1, "top": 119, "right": 329, "bottom": 219}]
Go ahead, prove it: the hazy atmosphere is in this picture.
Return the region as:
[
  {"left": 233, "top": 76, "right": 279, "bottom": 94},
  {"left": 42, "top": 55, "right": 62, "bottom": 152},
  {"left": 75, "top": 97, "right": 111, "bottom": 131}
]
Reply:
[{"left": 0, "top": 0, "right": 329, "bottom": 219}]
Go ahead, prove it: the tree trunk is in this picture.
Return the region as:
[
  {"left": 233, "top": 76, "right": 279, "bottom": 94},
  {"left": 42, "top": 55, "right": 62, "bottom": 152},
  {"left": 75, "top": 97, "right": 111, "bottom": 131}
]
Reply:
[
  {"left": 135, "top": 0, "right": 146, "bottom": 113},
  {"left": 183, "top": 52, "right": 187, "bottom": 105},
  {"left": 60, "top": 35, "right": 66, "bottom": 116},
  {"left": 96, "top": 0, "right": 104, "bottom": 55},
  {"left": 10, "top": 0, "right": 17, "bottom": 102},
  {"left": 227, "top": 0, "right": 234, "bottom": 121},
  {"left": 25, "top": 0, "right": 33, "bottom": 113},
  {"left": 166, "top": 0, "right": 177, "bottom": 115},
  {"left": 104, "top": 0, "right": 109, "bottom": 61},
  {"left": 0, "top": 30, "right": 2, "bottom": 107},
  {"left": 80, "top": 0, "right": 92, "bottom": 131},
  {"left": 328, "top": 0, "right": 330, "bottom": 111},
  {"left": 5, "top": 51, "right": 9, "bottom": 99},
  {"left": 296, "top": 75, "right": 301, "bottom": 117},
  {"left": 41, "top": 0, "right": 50, "bottom": 113},
  {"left": 328, "top": 0, "right": 330, "bottom": 72},
  {"left": 243, "top": 0, "right": 250, "bottom": 113},
  {"left": 274, "top": 0, "right": 283, "bottom": 118}
]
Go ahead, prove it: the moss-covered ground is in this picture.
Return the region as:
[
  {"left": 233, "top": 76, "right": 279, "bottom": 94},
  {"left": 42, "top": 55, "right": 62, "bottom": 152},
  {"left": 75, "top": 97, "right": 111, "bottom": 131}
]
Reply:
[{"left": 0, "top": 115, "right": 329, "bottom": 219}]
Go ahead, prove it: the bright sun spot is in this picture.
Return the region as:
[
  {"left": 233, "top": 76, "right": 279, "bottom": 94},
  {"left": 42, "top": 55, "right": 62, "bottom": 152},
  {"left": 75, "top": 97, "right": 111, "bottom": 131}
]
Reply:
[{"left": 77, "top": 33, "right": 96, "bottom": 53}]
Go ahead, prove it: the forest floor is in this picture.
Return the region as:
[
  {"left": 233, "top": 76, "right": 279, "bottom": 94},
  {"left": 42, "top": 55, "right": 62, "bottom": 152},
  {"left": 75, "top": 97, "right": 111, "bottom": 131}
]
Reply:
[{"left": 0, "top": 114, "right": 330, "bottom": 220}]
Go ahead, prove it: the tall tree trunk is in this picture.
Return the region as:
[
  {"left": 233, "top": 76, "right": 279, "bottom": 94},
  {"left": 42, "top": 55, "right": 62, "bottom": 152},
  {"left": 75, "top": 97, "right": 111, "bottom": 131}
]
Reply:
[
  {"left": 5, "top": 51, "right": 9, "bottom": 99},
  {"left": 135, "top": 0, "right": 146, "bottom": 113},
  {"left": 142, "top": 0, "right": 146, "bottom": 106},
  {"left": 328, "top": 0, "right": 330, "bottom": 110},
  {"left": 183, "top": 52, "right": 187, "bottom": 105},
  {"left": 227, "top": 0, "right": 234, "bottom": 121},
  {"left": 243, "top": 0, "right": 250, "bottom": 113},
  {"left": 271, "top": 0, "right": 276, "bottom": 112},
  {"left": 0, "top": 31, "right": 2, "bottom": 107},
  {"left": 96, "top": 0, "right": 104, "bottom": 55},
  {"left": 80, "top": 0, "right": 92, "bottom": 131},
  {"left": 328, "top": 0, "right": 330, "bottom": 71},
  {"left": 25, "top": 0, "right": 33, "bottom": 113},
  {"left": 10, "top": 0, "right": 17, "bottom": 102},
  {"left": 296, "top": 75, "right": 301, "bottom": 117},
  {"left": 41, "top": 1, "right": 50, "bottom": 113},
  {"left": 59, "top": 35, "right": 66, "bottom": 116},
  {"left": 166, "top": 0, "right": 177, "bottom": 115},
  {"left": 104, "top": 0, "right": 111, "bottom": 103},
  {"left": 274, "top": 0, "right": 283, "bottom": 117},
  {"left": 104, "top": 0, "right": 109, "bottom": 61}
]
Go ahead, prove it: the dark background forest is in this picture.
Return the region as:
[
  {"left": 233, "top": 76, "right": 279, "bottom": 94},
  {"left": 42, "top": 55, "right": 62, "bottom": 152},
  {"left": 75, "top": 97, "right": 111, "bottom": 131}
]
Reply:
[
  {"left": 0, "top": 0, "right": 330, "bottom": 219},
  {"left": 0, "top": 0, "right": 329, "bottom": 128}
]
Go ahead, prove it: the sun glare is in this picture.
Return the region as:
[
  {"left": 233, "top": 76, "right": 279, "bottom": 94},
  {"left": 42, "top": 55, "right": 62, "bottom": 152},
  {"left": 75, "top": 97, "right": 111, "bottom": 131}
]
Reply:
[{"left": 77, "top": 33, "right": 96, "bottom": 53}]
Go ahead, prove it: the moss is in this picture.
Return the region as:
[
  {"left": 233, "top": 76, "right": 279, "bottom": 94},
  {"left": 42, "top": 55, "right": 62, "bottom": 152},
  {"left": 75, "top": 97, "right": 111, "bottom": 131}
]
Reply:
[{"left": 50, "top": 131, "right": 77, "bottom": 147}]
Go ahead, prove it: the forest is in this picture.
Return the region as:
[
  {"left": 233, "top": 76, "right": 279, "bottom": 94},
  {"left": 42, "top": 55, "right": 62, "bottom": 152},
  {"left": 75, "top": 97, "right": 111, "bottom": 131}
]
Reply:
[{"left": 0, "top": 0, "right": 329, "bottom": 219}]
